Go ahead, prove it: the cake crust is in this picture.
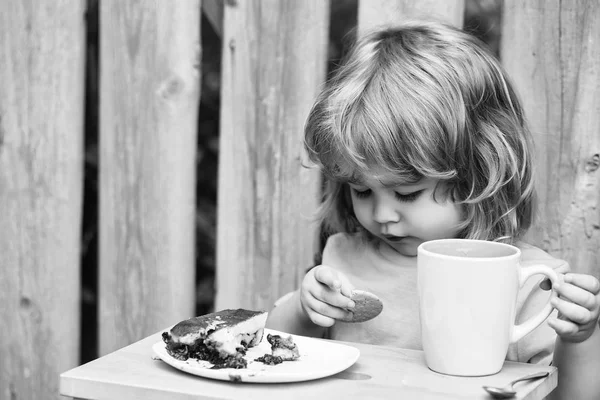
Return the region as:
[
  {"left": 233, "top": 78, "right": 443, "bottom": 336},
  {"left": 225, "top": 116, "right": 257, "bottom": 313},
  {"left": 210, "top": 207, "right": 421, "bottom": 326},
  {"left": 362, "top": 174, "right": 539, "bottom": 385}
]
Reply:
[{"left": 170, "top": 309, "right": 265, "bottom": 339}]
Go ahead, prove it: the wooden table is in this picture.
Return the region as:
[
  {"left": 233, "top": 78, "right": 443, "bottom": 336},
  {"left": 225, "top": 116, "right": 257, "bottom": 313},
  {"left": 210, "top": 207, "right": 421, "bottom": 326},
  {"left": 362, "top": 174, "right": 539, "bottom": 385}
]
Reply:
[{"left": 60, "top": 331, "right": 557, "bottom": 400}]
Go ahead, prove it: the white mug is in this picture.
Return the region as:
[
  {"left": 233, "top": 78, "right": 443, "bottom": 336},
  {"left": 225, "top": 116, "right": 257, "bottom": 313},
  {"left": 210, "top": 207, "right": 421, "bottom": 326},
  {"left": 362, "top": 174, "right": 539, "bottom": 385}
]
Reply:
[{"left": 417, "top": 239, "right": 559, "bottom": 376}]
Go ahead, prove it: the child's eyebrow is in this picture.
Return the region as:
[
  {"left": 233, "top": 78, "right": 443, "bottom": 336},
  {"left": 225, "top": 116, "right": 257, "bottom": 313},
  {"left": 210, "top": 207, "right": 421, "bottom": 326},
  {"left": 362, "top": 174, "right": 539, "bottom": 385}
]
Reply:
[
  {"left": 345, "top": 173, "right": 364, "bottom": 185},
  {"left": 345, "top": 177, "right": 422, "bottom": 187},
  {"left": 344, "top": 172, "right": 423, "bottom": 187},
  {"left": 346, "top": 177, "right": 364, "bottom": 185},
  {"left": 378, "top": 177, "right": 422, "bottom": 187}
]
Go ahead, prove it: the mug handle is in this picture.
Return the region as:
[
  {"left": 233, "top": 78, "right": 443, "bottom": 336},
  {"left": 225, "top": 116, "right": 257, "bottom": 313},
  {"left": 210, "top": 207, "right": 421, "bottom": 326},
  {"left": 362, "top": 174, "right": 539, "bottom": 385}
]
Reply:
[{"left": 510, "top": 265, "right": 560, "bottom": 343}]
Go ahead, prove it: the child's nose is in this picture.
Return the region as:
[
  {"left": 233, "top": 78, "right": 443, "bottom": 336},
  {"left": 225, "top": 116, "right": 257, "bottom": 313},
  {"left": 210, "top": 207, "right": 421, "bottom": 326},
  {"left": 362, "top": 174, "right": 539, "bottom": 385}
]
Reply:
[{"left": 372, "top": 197, "right": 400, "bottom": 224}]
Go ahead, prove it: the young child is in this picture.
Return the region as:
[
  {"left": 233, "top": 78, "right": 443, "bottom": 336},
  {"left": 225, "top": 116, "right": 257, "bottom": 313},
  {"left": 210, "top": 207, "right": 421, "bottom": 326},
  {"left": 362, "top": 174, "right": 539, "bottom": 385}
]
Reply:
[{"left": 266, "top": 21, "right": 600, "bottom": 399}]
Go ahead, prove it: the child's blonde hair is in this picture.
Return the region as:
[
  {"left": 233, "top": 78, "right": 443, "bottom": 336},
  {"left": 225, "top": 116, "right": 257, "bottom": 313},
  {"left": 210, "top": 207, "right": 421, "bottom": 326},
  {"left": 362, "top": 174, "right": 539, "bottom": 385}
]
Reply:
[{"left": 304, "top": 21, "right": 536, "bottom": 243}]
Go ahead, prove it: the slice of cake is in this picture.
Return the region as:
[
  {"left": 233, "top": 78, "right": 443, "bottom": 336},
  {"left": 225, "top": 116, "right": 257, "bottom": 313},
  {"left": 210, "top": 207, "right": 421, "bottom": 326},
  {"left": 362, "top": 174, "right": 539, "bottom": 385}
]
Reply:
[{"left": 162, "top": 309, "right": 268, "bottom": 369}]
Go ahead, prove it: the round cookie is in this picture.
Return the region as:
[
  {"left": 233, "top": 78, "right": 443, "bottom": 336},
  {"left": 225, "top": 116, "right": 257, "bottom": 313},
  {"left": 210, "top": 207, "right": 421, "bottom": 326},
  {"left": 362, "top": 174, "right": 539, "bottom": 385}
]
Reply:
[{"left": 343, "top": 290, "right": 383, "bottom": 323}]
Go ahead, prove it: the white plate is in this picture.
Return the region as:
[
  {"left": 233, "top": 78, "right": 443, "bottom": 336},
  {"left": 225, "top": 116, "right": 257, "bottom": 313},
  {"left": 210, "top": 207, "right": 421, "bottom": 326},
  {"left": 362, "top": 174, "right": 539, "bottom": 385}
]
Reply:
[{"left": 152, "top": 328, "right": 360, "bottom": 383}]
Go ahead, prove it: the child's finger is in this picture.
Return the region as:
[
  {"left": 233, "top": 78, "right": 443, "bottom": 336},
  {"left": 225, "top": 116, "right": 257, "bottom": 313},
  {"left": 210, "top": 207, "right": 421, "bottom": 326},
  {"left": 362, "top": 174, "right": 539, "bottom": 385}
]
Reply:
[
  {"left": 305, "top": 305, "right": 336, "bottom": 327},
  {"left": 564, "top": 273, "right": 600, "bottom": 295},
  {"left": 551, "top": 296, "right": 593, "bottom": 325},
  {"left": 337, "top": 275, "right": 355, "bottom": 298},
  {"left": 547, "top": 317, "right": 579, "bottom": 336},
  {"left": 313, "top": 265, "right": 341, "bottom": 291},
  {"left": 340, "top": 284, "right": 354, "bottom": 299},
  {"left": 309, "top": 283, "right": 356, "bottom": 310},
  {"left": 555, "top": 281, "right": 599, "bottom": 311},
  {"left": 303, "top": 294, "right": 353, "bottom": 321}
]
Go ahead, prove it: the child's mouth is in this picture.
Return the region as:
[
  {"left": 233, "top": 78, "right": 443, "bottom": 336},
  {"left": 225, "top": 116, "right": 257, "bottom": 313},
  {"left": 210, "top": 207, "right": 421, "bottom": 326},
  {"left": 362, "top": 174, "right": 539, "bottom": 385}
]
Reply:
[{"left": 382, "top": 234, "right": 406, "bottom": 243}]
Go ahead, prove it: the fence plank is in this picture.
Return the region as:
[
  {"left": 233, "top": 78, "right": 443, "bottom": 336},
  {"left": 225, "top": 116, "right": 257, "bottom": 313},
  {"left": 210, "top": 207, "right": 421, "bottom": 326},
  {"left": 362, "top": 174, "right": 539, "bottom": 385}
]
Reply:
[
  {"left": 99, "top": 0, "right": 201, "bottom": 355},
  {"left": 502, "top": 1, "right": 600, "bottom": 278},
  {"left": 216, "top": 0, "right": 328, "bottom": 310},
  {"left": 0, "top": 2, "right": 85, "bottom": 399},
  {"left": 358, "top": 0, "right": 465, "bottom": 31}
]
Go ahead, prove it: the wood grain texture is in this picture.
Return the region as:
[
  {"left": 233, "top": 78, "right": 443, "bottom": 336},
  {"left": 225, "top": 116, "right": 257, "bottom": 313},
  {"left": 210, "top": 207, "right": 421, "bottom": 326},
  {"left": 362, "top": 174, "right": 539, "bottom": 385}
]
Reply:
[
  {"left": 358, "top": 0, "right": 465, "bottom": 32},
  {"left": 502, "top": 0, "right": 600, "bottom": 278},
  {"left": 99, "top": 0, "right": 201, "bottom": 355},
  {"left": 216, "top": 0, "right": 328, "bottom": 310},
  {"left": 0, "top": 1, "right": 85, "bottom": 399}
]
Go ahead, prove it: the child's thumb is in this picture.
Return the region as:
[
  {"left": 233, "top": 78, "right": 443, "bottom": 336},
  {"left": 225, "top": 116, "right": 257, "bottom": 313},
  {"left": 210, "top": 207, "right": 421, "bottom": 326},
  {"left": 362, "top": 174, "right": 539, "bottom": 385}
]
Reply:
[{"left": 339, "top": 277, "right": 355, "bottom": 298}]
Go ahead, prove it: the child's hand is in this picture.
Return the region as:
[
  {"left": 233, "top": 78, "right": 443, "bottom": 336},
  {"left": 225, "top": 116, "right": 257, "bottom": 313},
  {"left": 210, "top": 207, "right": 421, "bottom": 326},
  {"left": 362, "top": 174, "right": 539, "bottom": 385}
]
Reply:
[
  {"left": 300, "top": 265, "right": 355, "bottom": 327},
  {"left": 548, "top": 273, "right": 600, "bottom": 343}
]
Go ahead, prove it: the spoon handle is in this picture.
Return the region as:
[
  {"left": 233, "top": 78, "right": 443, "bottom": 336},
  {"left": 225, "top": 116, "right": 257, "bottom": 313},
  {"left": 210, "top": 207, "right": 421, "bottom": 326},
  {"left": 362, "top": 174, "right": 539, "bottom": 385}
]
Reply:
[{"left": 510, "top": 371, "right": 550, "bottom": 386}]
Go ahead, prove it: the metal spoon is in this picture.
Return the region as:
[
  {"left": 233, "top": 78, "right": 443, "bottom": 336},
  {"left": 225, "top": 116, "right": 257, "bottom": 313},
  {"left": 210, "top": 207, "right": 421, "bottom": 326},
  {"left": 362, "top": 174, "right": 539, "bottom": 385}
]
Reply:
[{"left": 482, "top": 371, "right": 550, "bottom": 398}]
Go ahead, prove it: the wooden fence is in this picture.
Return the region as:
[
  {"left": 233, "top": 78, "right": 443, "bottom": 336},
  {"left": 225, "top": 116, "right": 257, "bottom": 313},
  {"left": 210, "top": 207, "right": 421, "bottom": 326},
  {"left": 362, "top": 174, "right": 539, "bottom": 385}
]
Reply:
[{"left": 1, "top": 1, "right": 598, "bottom": 399}]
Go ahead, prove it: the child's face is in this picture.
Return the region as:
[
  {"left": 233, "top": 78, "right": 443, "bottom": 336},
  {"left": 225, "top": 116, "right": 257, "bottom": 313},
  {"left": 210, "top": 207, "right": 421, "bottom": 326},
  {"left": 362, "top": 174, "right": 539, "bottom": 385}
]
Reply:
[{"left": 348, "top": 171, "right": 463, "bottom": 257}]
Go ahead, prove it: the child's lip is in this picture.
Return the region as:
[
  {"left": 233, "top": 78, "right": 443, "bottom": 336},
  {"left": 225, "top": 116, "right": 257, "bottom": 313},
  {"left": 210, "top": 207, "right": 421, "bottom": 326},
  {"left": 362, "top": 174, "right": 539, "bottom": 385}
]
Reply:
[{"left": 382, "top": 234, "right": 406, "bottom": 242}]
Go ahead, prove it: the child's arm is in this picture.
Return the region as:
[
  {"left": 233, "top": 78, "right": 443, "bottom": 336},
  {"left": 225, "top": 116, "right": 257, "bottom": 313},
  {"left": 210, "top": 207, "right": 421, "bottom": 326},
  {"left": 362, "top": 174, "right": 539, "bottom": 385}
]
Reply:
[
  {"left": 265, "top": 265, "right": 355, "bottom": 337},
  {"left": 551, "top": 327, "right": 600, "bottom": 400},
  {"left": 547, "top": 273, "right": 600, "bottom": 400}
]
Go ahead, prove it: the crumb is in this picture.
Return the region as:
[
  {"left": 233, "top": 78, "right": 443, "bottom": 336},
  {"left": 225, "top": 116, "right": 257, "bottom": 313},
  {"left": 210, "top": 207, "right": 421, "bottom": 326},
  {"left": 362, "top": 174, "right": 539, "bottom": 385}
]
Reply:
[
  {"left": 267, "top": 334, "right": 300, "bottom": 361},
  {"left": 254, "top": 334, "right": 300, "bottom": 365},
  {"left": 255, "top": 354, "right": 284, "bottom": 365}
]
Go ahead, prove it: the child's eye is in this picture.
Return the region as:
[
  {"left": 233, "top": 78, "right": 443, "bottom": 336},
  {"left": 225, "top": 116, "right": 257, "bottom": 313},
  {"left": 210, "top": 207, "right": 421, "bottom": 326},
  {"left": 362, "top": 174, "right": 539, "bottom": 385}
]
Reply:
[
  {"left": 352, "top": 188, "right": 371, "bottom": 198},
  {"left": 394, "top": 190, "right": 423, "bottom": 202}
]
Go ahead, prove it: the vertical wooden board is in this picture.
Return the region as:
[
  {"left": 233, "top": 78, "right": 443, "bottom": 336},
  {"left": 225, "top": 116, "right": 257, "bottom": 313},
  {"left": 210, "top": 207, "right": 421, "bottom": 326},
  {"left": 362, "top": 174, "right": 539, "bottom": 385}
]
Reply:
[
  {"left": 502, "top": 0, "right": 600, "bottom": 277},
  {"left": 0, "top": 1, "right": 85, "bottom": 399},
  {"left": 358, "top": 0, "right": 465, "bottom": 32},
  {"left": 216, "top": 0, "right": 328, "bottom": 310},
  {"left": 99, "top": 0, "right": 201, "bottom": 355}
]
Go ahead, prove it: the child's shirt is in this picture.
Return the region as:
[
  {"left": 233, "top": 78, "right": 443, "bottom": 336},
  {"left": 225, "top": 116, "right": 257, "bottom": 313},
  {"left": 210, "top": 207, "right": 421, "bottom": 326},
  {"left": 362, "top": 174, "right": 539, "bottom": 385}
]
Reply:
[{"left": 323, "top": 232, "right": 569, "bottom": 365}]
